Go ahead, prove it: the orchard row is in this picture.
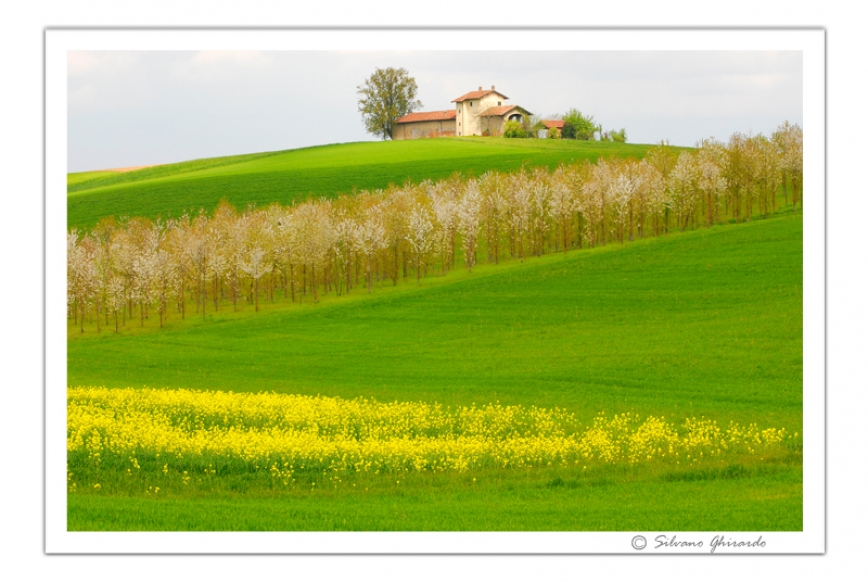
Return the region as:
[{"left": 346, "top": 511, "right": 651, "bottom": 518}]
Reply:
[{"left": 68, "top": 122, "right": 802, "bottom": 332}]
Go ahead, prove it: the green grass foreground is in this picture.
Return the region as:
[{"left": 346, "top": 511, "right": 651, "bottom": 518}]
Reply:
[
  {"left": 67, "top": 138, "right": 658, "bottom": 229},
  {"left": 69, "top": 461, "right": 802, "bottom": 531},
  {"left": 67, "top": 213, "right": 803, "bottom": 531}
]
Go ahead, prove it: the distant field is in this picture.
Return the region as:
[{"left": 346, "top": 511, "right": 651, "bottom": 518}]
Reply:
[
  {"left": 67, "top": 170, "right": 118, "bottom": 187},
  {"left": 67, "top": 138, "right": 660, "bottom": 229},
  {"left": 67, "top": 214, "right": 803, "bottom": 531}
]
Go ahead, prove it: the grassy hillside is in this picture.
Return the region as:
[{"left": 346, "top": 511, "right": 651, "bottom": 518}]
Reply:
[
  {"left": 68, "top": 214, "right": 803, "bottom": 428},
  {"left": 67, "top": 170, "right": 118, "bottom": 187},
  {"left": 67, "top": 138, "right": 658, "bottom": 229},
  {"left": 67, "top": 214, "right": 803, "bottom": 531},
  {"left": 66, "top": 136, "right": 801, "bottom": 531}
]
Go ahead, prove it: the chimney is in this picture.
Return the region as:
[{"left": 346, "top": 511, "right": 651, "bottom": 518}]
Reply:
[
  {"left": 491, "top": 85, "right": 495, "bottom": 90},
  {"left": 478, "top": 86, "right": 482, "bottom": 91}
]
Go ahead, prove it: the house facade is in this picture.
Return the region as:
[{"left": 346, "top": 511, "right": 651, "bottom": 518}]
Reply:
[{"left": 393, "top": 86, "right": 531, "bottom": 139}]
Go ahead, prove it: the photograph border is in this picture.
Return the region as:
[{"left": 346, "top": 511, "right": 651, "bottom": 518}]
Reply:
[{"left": 46, "top": 26, "right": 826, "bottom": 554}]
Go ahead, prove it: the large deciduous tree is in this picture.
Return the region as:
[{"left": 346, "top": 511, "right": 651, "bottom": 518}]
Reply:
[{"left": 357, "top": 67, "right": 422, "bottom": 140}]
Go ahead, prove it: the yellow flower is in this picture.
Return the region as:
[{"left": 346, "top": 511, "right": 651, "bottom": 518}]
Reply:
[{"left": 66, "top": 387, "right": 791, "bottom": 480}]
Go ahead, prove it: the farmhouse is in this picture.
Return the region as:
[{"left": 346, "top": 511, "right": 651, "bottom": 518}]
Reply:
[{"left": 393, "top": 86, "right": 532, "bottom": 140}]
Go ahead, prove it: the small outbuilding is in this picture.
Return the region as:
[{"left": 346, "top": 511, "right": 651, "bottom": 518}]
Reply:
[{"left": 540, "top": 119, "right": 564, "bottom": 138}]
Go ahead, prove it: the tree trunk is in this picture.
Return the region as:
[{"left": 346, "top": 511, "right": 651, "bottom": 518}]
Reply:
[{"left": 312, "top": 264, "right": 318, "bottom": 303}]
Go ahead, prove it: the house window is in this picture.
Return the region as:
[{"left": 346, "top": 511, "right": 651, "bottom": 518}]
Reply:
[
  {"left": 498, "top": 101, "right": 502, "bottom": 106},
  {"left": 470, "top": 102, "right": 473, "bottom": 107}
]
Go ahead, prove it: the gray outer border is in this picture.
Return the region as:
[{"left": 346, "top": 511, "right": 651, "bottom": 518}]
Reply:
[{"left": 45, "top": 25, "right": 826, "bottom": 555}]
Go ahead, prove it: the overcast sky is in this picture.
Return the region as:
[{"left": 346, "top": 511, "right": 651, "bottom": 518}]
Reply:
[{"left": 67, "top": 50, "right": 802, "bottom": 173}]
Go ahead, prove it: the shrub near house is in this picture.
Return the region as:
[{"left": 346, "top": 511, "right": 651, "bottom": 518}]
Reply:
[{"left": 502, "top": 119, "right": 525, "bottom": 138}]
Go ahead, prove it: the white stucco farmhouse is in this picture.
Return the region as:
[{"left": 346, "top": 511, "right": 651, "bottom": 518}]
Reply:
[{"left": 392, "top": 86, "right": 532, "bottom": 140}]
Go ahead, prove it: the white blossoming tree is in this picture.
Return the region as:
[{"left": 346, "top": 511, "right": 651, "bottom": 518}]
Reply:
[
  {"left": 66, "top": 123, "right": 802, "bottom": 333},
  {"left": 407, "top": 203, "right": 435, "bottom": 281}
]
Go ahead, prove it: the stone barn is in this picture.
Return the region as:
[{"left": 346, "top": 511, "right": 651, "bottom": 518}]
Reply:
[{"left": 391, "top": 110, "right": 457, "bottom": 140}]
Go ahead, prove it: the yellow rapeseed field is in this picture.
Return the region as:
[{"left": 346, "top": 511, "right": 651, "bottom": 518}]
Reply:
[{"left": 68, "top": 387, "right": 793, "bottom": 480}]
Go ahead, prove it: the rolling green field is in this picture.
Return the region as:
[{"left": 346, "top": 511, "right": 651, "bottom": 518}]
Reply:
[
  {"left": 68, "top": 138, "right": 658, "bottom": 230},
  {"left": 67, "top": 170, "right": 119, "bottom": 187},
  {"left": 67, "top": 202, "right": 803, "bottom": 530}
]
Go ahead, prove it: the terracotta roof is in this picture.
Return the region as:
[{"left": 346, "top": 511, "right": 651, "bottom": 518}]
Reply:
[
  {"left": 451, "top": 89, "right": 509, "bottom": 102},
  {"left": 395, "top": 110, "right": 457, "bottom": 124},
  {"left": 542, "top": 120, "right": 564, "bottom": 129},
  {"left": 479, "top": 105, "right": 518, "bottom": 117}
]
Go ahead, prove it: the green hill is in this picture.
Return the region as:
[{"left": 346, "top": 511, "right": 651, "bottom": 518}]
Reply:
[
  {"left": 67, "top": 213, "right": 803, "bottom": 531},
  {"left": 66, "top": 136, "right": 801, "bottom": 532},
  {"left": 67, "top": 170, "right": 119, "bottom": 187},
  {"left": 68, "top": 138, "right": 659, "bottom": 229},
  {"left": 68, "top": 213, "right": 802, "bottom": 428}
]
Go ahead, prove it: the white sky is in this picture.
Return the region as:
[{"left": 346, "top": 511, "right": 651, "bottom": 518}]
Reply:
[{"left": 68, "top": 50, "right": 802, "bottom": 172}]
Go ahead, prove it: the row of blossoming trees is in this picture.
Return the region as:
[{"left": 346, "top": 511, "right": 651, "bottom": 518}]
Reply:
[{"left": 68, "top": 122, "right": 802, "bottom": 333}]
